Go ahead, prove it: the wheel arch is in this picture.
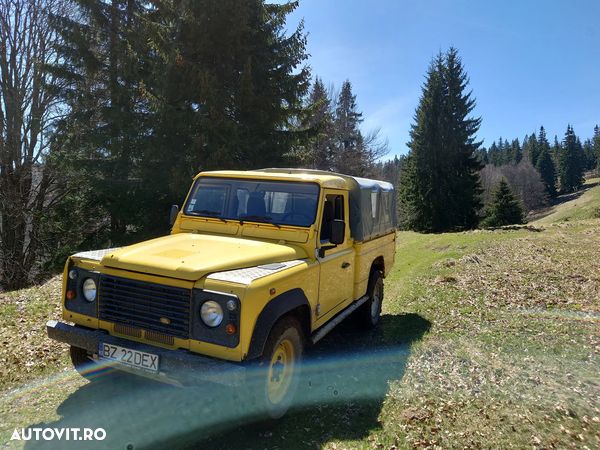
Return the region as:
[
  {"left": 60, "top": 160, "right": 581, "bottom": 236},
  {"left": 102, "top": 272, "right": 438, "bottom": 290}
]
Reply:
[
  {"left": 245, "top": 288, "right": 311, "bottom": 361},
  {"left": 371, "top": 255, "right": 385, "bottom": 276}
]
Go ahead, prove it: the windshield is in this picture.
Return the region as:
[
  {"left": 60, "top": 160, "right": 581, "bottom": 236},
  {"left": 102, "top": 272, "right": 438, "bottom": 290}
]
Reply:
[{"left": 184, "top": 177, "right": 319, "bottom": 227}]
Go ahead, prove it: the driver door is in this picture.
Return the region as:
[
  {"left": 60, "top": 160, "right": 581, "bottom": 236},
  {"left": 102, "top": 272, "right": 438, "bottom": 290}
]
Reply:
[{"left": 316, "top": 191, "right": 355, "bottom": 322}]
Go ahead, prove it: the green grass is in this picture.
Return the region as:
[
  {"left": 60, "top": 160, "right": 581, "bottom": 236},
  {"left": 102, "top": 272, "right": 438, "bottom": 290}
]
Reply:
[
  {"left": 533, "top": 177, "right": 600, "bottom": 224},
  {"left": 1, "top": 192, "right": 599, "bottom": 449}
]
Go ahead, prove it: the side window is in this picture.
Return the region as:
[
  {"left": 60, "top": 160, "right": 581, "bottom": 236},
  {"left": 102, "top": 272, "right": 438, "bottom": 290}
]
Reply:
[
  {"left": 371, "top": 191, "right": 378, "bottom": 219},
  {"left": 320, "top": 194, "right": 345, "bottom": 242}
]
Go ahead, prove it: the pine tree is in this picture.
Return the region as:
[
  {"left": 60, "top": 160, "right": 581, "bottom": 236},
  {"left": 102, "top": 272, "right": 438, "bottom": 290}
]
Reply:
[
  {"left": 303, "top": 77, "right": 334, "bottom": 170},
  {"left": 582, "top": 139, "right": 597, "bottom": 171},
  {"left": 524, "top": 133, "right": 540, "bottom": 166},
  {"left": 594, "top": 125, "right": 600, "bottom": 171},
  {"left": 52, "top": 0, "right": 311, "bottom": 240},
  {"left": 398, "top": 48, "right": 482, "bottom": 232},
  {"left": 538, "top": 126, "right": 550, "bottom": 157},
  {"left": 552, "top": 135, "right": 561, "bottom": 160},
  {"left": 50, "top": 0, "right": 150, "bottom": 244},
  {"left": 475, "top": 147, "right": 489, "bottom": 164},
  {"left": 488, "top": 141, "right": 500, "bottom": 165},
  {"left": 333, "top": 80, "right": 364, "bottom": 175},
  {"left": 534, "top": 126, "right": 557, "bottom": 197},
  {"left": 536, "top": 147, "right": 557, "bottom": 198},
  {"left": 497, "top": 137, "right": 505, "bottom": 164},
  {"left": 558, "top": 125, "right": 585, "bottom": 193},
  {"left": 510, "top": 138, "right": 522, "bottom": 163},
  {"left": 481, "top": 179, "right": 524, "bottom": 227}
]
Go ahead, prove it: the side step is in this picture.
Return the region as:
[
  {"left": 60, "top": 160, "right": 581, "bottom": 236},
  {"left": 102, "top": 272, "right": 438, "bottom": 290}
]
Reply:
[{"left": 311, "top": 295, "right": 369, "bottom": 344}]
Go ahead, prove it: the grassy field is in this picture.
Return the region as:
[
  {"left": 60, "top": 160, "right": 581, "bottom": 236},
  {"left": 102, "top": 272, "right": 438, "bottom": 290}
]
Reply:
[
  {"left": 532, "top": 177, "right": 600, "bottom": 224},
  {"left": 1, "top": 182, "right": 599, "bottom": 449}
]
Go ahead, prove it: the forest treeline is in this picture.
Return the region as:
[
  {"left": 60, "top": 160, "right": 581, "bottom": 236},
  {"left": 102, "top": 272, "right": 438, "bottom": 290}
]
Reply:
[
  {"left": 0, "top": 0, "right": 385, "bottom": 289},
  {"left": 1, "top": 0, "right": 599, "bottom": 289}
]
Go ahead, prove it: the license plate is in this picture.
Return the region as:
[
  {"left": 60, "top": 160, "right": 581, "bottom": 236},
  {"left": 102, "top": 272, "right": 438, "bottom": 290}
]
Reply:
[{"left": 99, "top": 343, "right": 159, "bottom": 373}]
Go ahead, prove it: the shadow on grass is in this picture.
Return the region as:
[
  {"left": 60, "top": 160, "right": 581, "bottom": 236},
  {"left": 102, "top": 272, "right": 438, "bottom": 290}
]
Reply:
[{"left": 24, "top": 313, "right": 430, "bottom": 450}]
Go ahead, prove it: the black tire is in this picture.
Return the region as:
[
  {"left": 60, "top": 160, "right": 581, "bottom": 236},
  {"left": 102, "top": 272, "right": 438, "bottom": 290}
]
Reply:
[
  {"left": 357, "top": 270, "right": 383, "bottom": 329},
  {"left": 256, "top": 316, "right": 304, "bottom": 419},
  {"left": 70, "top": 345, "right": 101, "bottom": 380}
]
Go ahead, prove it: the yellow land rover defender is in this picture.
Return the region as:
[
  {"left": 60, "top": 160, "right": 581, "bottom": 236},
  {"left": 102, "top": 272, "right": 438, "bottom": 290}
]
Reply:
[{"left": 47, "top": 168, "right": 396, "bottom": 417}]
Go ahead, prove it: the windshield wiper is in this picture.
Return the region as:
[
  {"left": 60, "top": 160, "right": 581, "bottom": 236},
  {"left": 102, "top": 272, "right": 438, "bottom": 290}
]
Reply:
[
  {"left": 193, "top": 209, "right": 226, "bottom": 222},
  {"left": 239, "top": 215, "right": 281, "bottom": 228}
]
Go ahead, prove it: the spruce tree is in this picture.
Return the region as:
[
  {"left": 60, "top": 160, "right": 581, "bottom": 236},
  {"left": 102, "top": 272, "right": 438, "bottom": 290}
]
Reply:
[
  {"left": 510, "top": 138, "right": 522, "bottom": 163},
  {"left": 475, "top": 147, "right": 489, "bottom": 164},
  {"left": 524, "top": 133, "right": 540, "bottom": 166},
  {"left": 334, "top": 80, "right": 364, "bottom": 175},
  {"left": 558, "top": 125, "right": 585, "bottom": 193},
  {"left": 535, "top": 126, "right": 557, "bottom": 197},
  {"left": 49, "top": 0, "right": 150, "bottom": 244},
  {"left": 552, "top": 135, "right": 561, "bottom": 161},
  {"left": 52, "top": 0, "right": 310, "bottom": 239},
  {"left": 536, "top": 147, "right": 557, "bottom": 198},
  {"left": 303, "top": 77, "right": 334, "bottom": 170},
  {"left": 497, "top": 137, "right": 505, "bottom": 164},
  {"left": 582, "top": 139, "right": 597, "bottom": 171},
  {"left": 398, "top": 48, "right": 482, "bottom": 232},
  {"left": 481, "top": 179, "right": 524, "bottom": 227},
  {"left": 488, "top": 141, "right": 500, "bottom": 165},
  {"left": 594, "top": 125, "right": 600, "bottom": 171},
  {"left": 538, "top": 126, "right": 550, "bottom": 158}
]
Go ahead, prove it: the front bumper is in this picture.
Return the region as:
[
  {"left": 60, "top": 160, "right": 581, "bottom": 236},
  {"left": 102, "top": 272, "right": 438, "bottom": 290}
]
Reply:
[{"left": 46, "top": 320, "right": 246, "bottom": 386}]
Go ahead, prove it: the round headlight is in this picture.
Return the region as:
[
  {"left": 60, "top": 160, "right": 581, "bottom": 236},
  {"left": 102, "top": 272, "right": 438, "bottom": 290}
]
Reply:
[
  {"left": 82, "top": 278, "right": 97, "bottom": 302},
  {"left": 200, "top": 300, "right": 223, "bottom": 327}
]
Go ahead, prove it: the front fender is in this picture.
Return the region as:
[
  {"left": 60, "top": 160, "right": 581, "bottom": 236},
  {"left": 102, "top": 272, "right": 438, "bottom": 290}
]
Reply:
[{"left": 245, "top": 288, "right": 310, "bottom": 360}]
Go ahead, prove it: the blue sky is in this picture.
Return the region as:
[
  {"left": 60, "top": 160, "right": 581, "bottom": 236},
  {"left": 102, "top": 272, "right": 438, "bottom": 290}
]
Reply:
[{"left": 285, "top": 0, "right": 600, "bottom": 159}]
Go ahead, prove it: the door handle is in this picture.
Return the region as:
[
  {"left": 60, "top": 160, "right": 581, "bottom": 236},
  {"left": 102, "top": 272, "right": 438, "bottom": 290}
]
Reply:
[{"left": 341, "top": 262, "right": 351, "bottom": 269}]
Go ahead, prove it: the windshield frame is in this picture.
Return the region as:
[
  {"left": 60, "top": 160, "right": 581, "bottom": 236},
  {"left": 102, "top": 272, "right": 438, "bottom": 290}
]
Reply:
[{"left": 182, "top": 176, "right": 321, "bottom": 228}]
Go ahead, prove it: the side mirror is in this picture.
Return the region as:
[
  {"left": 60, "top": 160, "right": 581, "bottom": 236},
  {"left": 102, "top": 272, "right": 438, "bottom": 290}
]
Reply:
[
  {"left": 169, "top": 204, "right": 179, "bottom": 227},
  {"left": 330, "top": 219, "right": 345, "bottom": 245}
]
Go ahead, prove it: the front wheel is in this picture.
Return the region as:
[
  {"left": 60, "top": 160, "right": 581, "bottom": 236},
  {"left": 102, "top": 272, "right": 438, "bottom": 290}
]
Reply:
[
  {"left": 257, "top": 317, "right": 304, "bottom": 419},
  {"left": 357, "top": 270, "right": 383, "bottom": 329}
]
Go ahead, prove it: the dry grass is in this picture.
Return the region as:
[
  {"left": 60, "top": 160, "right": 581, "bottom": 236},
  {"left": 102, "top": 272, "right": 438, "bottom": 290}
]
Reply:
[
  {"left": 456, "top": 224, "right": 600, "bottom": 312},
  {"left": 374, "top": 223, "right": 600, "bottom": 450},
  {"left": 0, "top": 276, "right": 71, "bottom": 391}
]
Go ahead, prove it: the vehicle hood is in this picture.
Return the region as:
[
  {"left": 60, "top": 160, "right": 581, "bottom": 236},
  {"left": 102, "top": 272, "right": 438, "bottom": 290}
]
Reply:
[{"left": 100, "top": 233, "right": 307, "bottom": 281}]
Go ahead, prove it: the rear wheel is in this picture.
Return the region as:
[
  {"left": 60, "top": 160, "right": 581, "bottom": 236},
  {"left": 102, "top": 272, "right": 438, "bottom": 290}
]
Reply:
[
  {"left": 357, "top": 270, "right": 383, "bottom": 329},
  {"left": 257, "top": 317, "right": 304, "bottom": 419}
]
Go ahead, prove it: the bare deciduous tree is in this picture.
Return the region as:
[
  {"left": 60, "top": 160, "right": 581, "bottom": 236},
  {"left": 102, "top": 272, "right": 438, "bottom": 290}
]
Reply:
[
  {"left": 480, "top": 160, "right": 547, "bottom": 213},
  {"left": 0, "top": 0, "right": 65, "bottom": 289}
]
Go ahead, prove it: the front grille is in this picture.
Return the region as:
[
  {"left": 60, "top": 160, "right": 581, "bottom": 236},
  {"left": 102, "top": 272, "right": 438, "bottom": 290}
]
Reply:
[
  {"left": 99, "top": 275, "right": 191, "bottom": 339},
  {"left": 145, "top": 330, "right": 175, "bottom": 346},
  {"left": 113, "top": 323, "right": 142, "bottom": 338}
]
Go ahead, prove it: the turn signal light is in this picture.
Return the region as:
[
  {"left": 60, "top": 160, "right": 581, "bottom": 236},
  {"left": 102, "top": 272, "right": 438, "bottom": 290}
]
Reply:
[
  {"left": 225, "top": 323, "right": 237, "bottom": 335},
  {"left": 66, "top": 290, "right": 76, "bottom": 300}
]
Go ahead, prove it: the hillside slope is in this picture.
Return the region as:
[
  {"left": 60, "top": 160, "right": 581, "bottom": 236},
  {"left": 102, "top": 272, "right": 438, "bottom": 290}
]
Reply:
[
  {"left": 1, "top": 187, "right": 599, "bottom": 449},
  {"left": 532, "top": 177, "right": 600, "bottom": 224}
]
